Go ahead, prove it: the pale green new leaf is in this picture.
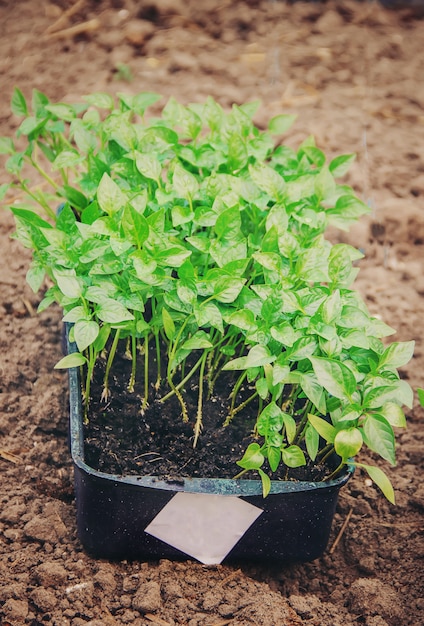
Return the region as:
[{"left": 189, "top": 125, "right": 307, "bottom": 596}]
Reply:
[
  {"left": 355, "top": 463, "right": 395, "bottom": 504},
  {"left": 258, "top": 469, "right": 271, "bottom": 498},
  {"left": 181, "top": 331, "right": 213, "bottom": 351},
  {"left": 96, "top": 299, "right": 135, "bottom": 323},
  {"left": 173, "top": 162, "right": 198, "bottom": 199},
  {"left": 380, "top": 402, "right": 407, "bottom": 428},
  {"left": 52, "top": 269, "right": 82, "bottom": 299},
  {"left": 97, "top": 172, "right": 127, "bottom": 215},
  {"left": 54, "top": 352, "right": 87, "bottom": 369},
  {"left": 236, "top": 443, "right": 264, "bottom": 470},
  {"left": 307, "top": 413, "right": 336, "bottom": 443},
  {"left": 268, "top": 113, "right": 297, "bottom": 135},
  {"left": 334, "top": 427, "right": 363, "bottom": 461},
  {"left": 282, "top": 445, "right": 306, "bottom": 468},
  {"left": 74, "top": 319, "right": 100, "bottom": 352}
]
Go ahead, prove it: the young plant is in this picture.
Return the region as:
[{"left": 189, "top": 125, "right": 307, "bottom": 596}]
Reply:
[{"left": 1, "top": 88, "right": 414, "bottom": 500}]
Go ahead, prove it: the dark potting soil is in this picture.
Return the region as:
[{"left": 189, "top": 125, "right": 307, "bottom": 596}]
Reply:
[{"left": 83, "top": 346, "right": 334, "bottom": 483}]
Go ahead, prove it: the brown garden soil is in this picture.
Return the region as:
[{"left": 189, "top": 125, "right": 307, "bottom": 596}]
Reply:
[{"left": 1, "top": 1, "right": 424, "bottom": 625}]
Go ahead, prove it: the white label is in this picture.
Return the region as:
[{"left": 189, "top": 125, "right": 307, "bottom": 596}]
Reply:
[{"left": 144, "top": 492, "right": 263, "bottom": 565}]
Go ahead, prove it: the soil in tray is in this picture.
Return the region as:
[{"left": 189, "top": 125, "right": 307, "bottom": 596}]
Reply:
[{"left": 83, "top": 345, "right": 334, "bottom": 483}]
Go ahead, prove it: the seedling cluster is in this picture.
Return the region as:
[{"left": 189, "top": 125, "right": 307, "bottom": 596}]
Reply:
[{"left": 1, "top": 89, "right": 414, "bottom": 498}]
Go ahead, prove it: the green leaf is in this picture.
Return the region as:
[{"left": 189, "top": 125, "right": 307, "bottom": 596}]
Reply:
[
  {"left": 173, "top": 162, "right": 198, "bottom": 199},
  {"left": 135, "top": 152, "right": 162, "bottom": 183},
  {"left": 93, "top": 324, "right": 111, "bottom": 352},
  {"left": 245, "top": 345, "right": 276, "bottom": 369},
  {"left": 83, "top": 92, "right": 115, "bottom": 110},
  {"left": 283, "top": 412, "right": 297, "bottom": 444},
  {"left": 396, "top": 379, "right": 414, "bottom": 409},
  {"left": 305, "top": 423, "right": 320, "bottom": 461},
  {"left": 327, "top": 195, "right": 371, "bottom": 231},
  {"left": 237, "top": 443, "right": 264, "bottom": 470},
  {"left": 122, "top": 205, "right": 149, "bottom": 249},
  {"left": 314, "top": 166, "right": 336, "bottom": 202},
  {"left": 212, "top": 276, "right": 245, "bottom": 303},
  {"left": 334, "top": 427, "right": 363, "bottom": 461},
  {"left": 380, "top": 402, "right": 407, "bottom": 428},
  {"left": 297, "top": 372, "right": 327, "bottom": 414},
  {"left": 203, "top": 96, "right": 224, "bottom": 132},
  {"left": 52, "top": 269, "right": 82, "bottom": 299},
  {"left": 268, "top": 113, "right": 297, "bottom": 135},
  {"left": 288, "top": 336, "right": 317, "bottom": 361},
  {"left": 256, "top": 378, "right": 269, "bottom": 400},
  {"left": 74, "top": 320, "right": 100, "bottom": 352},
  {"left": 307, "top": 413, "right": 336, "bottom": 443},
  {"left": 329, "top": 153, "right": 356, "bottom": 178},
  {"left": 181, "top": 331, "right": 213, "bottom": 350},
  {"left": 355, "top": 463, "right": 395, "bottom": 504},
  {"left": 227, "top": 133, "right": 248, "bottom": 170},
  {"left": 253, "top": 252, "right": 283, "bottom": 274},
  {"left": 26, "top": 262, "right": 45, "bottom": 293},
  {"left": 258, "top": 469, "right": 271, "bottom": 498},
  {"left": 249, "top": 163, "right": 285, "bottom": 201},
  {"left": 225, "top": 309, "right": 257, "bottom": 332},
  {"left": 321, "top": 289, "right": 342, "bottom": 324},
  {"left": 0, "top": 137, "right": 15, "bottom": 155},
  {"left": 193, "top": 301, "right": 223, "bottom": 334},
  {"left": 97, "top": 173, "right": 127, "bottom": 215},
  {"left": 417, "top": 388, "right": 424, "bottom": 408},
  {"left": 162, "top": 308, "right": 175, "bottom": 340},
  {"left": 32, "top": 89, "right": 50, "bottom": 117},
  {"left": 52, "top": 150, "right": 83, "bottom": 171},
  {"left": 11, "top": 88, "right": 28, "bottom": 116},
  {"left": 310, "top": 356, "right": 356, "bottom": 400},
  {"left": 62, "top": 305, "right": 87, "bottom": 323},
  {"left": 10, "top": 207, "right": 53, "bottom": 230},
  {"left": 171, "top": 204, "right": 194, "bottom": 227},
  {"left": 266, "top": 446, "right": 281, "bottom": 473},
  {"left": 97, "top": 299, "right": 135, "bottom": 323},
  {"left": 6, "top": 152, "right": 24, "bottom": 175},
  {"left": 281, "top": 445, "right": 306, "bottom": 468},
  {"left": 54, "top": 352, "right": 87, "bottom": 369},
  {"left": 257, "top": 403, "right": 284, "bottom": 436},
  {"left": 45, "top": 103, "right": 78, "bottom": 122},
  {"left": 364, "top": 385, "right": 402, "bottom": 410},
  {"left": 61, "top": 185, "right": 88, "bottom": 211},
  {"left": 379, "top": 341, "right": 415, "bottom": 369},
  {"left": 362, "top": 414, "right": 396, "bottom": 465}
]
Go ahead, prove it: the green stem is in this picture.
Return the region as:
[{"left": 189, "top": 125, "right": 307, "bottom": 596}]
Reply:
[
  {"left": 102, "top": 328, "right": 120, "bottom": 400},
  {"left": 224, "top": 370, "right": 248, "bottom": 425},
  {"left": 227, "top": 390, "right": 259, "bottom": 421},
  {"left": 154, "top": 330, "right": 161, "bottom": 389},
  {"left": 19, "top": 178, "right": 56, "bottom": 220},
  {"left": 233, "top": 468, "right": 248, "bottom": 480},
  {"left": 193, "top": 351, "right": 208, "bottom": 448},
  {"left": 141, "top": 332, "right": 149, "bottom": 410},
  {"left": 159, "top": 354, "right": 204, "bottom": 403},
  {"left": 83, "top": 344, "right": 96, "bottom": 423},
  {"left": 28, "top": 156, "right": 60, "bottom": 191},
  {"left": 316, "top": 442, "right": 333, "bottom": 461},
  {"left": 293, "top": 400, "right": 312, "bottom": 445},
  {"left": 324, "top": 461, "right": 345, "bottom": 482},
  {"left": 128, "top": 331, "right": 137, "bottom": 393},
  {"left": 320, "top": 445, "right": 337, "bottom": 467}
]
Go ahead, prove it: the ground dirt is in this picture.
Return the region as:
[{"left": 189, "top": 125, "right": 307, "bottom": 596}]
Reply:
[{"left": 0, "top": 1, "right": 423, "bottom": 625}]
